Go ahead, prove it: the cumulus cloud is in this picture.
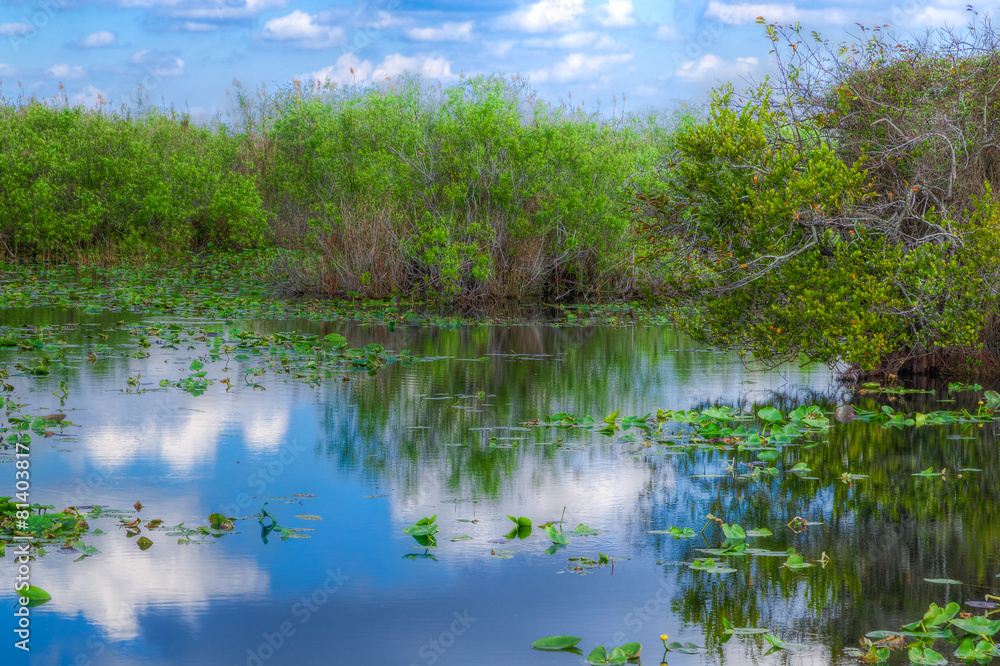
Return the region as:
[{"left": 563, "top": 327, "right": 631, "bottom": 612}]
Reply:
[
  {"left": 310, "top": 53, "right": 374, "bottom": 86},
  {"left": 528, "top": 52, "right": 633, "bottom": 83},
  {"left": 372, "top": 53, "right": 456, "bottom": 81},
  {"left": 674, "top": 53, "right": 758, "bottom": 80},
  {"left": 499, "top": 0, "right": 585, "bottom": 33},
  {"left": 0, "top": 22, "right": 33, "bottom": 36},
  {"left": 523, "top": 31, "right": 624, "bottom": 50},
  {"left": 262, "top": 10, "right": 344, "bottom": 49},
  {"left": 406, "top": 21, "right": 474, "bottom": 41},
  {"left": 0, "top": 63, "right": 16, "bottom": 75},
  {"left": 71, "top": 84, "right": 106, "bottom": 107},
  {"left": 311, "top": 52, "right": 457, "bottom": 86},
  {"left": 80, "top": 30, "right": 116, "bottom": 47},
  {"left": 47, "top": 63, "right": 86, "bottom": 80},
  {"left": 130, "top": 50, "right": 186, "bottom": 77},
  {"left": 597, "top": 0, "right": 636, "bottom": 27},
  {"left": 705, "top": 1, "right": 847, "bottom": 25}
]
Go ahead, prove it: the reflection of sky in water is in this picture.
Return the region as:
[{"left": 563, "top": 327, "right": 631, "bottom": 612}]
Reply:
[{"left": 7, "top": 319, "right": 991, "bottom": 665}]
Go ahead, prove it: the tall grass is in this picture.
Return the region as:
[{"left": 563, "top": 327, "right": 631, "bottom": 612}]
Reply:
[{"left": 0, "top": 75, "right": 684, "bottom": 300}]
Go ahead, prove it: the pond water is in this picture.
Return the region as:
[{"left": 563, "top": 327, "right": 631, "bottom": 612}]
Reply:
[{"left": 1, "top": 309, "right": 998, "bottom": 665}]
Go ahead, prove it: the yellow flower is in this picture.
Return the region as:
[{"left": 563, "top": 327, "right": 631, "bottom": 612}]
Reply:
[{"left": 660, "top": 634, "right": 669, "bottom": 641}]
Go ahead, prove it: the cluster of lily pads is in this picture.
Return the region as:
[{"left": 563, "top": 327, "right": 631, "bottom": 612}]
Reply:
[
  {"left": 0, "top": 255, "right": 668, "bottom": 330},
  {"left": 531, "top": 635, "right": 642, "bottom": 664},
  {"left": 848, "top": 601, "right": 1000, "bottom": 663},
  {"left": 401, "top": 512, "right": 603, "bottom": 561}
]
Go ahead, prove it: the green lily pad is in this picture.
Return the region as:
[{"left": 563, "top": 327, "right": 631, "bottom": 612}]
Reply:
[
  {"left": 532, "top": 635, "right": 582, "bottom": 650},
  {"left": 17, "top": 585, "right": 51, "bottom": 604},
  {"left": 585, "top": 646, "right": 608, "bottom": 664},
  {"left": 950, "top": 616, "right": 1000, "bottom": 637},
  {"left": 908, "top": 646, "right": 947, "bottom": 665},
  {"left": 665, "top": 641, "right": 702, "bottom": 654}
]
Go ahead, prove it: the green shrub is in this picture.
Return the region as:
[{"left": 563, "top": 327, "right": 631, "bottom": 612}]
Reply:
[
  {"left": 266, "top": 74, "right": 669, "bottom": 299},
  {"left": 0, "top": 103, "right": 267, "bottom": 258},
  {"left": 638, "top": 18, "right": 1000, "bottom": 376}
]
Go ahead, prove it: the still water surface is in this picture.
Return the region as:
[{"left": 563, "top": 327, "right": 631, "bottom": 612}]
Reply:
[{"left": 1, "top": 311, "right": 998, "bottom": 665}]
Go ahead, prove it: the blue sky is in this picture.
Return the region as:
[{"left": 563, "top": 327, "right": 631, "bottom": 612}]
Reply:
[{"left": 1, "top": 0, "right": 997, "bottom": 120}]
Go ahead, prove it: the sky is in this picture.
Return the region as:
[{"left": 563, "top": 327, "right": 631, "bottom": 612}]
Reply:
[{"left": 0, "top": 0, "right": 998, "bottom": 121}]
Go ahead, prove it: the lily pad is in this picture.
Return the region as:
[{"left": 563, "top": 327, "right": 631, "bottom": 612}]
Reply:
[
  {"left": 532, "top": 635, "right": 582, "bottom": 651},
  {"left": 17, "top": 585, "right": 52, "bottom": 605},
  {"left": 665, "top": 641, "right": 702, "bottom": 654}
]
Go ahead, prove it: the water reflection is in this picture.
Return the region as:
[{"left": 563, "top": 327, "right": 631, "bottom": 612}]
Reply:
[{"left": 1, "top": 312, "right": 997, "bottom": 665}]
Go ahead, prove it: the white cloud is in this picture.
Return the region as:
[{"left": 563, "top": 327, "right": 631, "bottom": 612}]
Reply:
[
  {"left": 71, "top": 84, "right": 106, "bottom": 107},
  {"left": 311, "top": 52, "right": 456, "bottom": 86},
  {"left": 262, "top": 10, "right": 344, "bottom": 49},
  {"left": 0, "top": 22, "right": 33, "bottom": 36},
  {"left": 528, "top": 52, "right": 633, "bottom": 83},
  {"left": 130, "top": 50, "right": 185, "bottom": 77},
  {"left": 910, "top": 6, "right": 969, "bottom": 27},
  {"left": 499, "top": 0, "right": 585, "bottom": 33},
  {"left": 406, "top": 21, "right": 474, "bottom": 42},
  {"left": 80, "top": 30, "right": 116, "bottom": 47},
  {"left": 372, "top": 53, "right": 456, "bottom": 82},
  {"left": 47, "top": 64, "right": 86, "bottom": 80},
  {"left": 524, "top": 31, "right": 625, "bottom": 50},
  {"left": 0, "top": 63, "right": 15, "bottom": 75},
  {"left": 36, "top": 522, "right": 269, "bottom": 641},
  {"left": 705, "top": 1, "right": 847, "bottom": 25},
  {"left": 674, "top": 53, "right": 758, "bottom": 80},
  {"left": 180, "top": 21, "right": 218, "bottom": 31},
  {"left": 597, "top": 0, "right": 636, "bottom": 27},
  {"left": 310, "top": 53, "right": 374, "bottom": 86}
]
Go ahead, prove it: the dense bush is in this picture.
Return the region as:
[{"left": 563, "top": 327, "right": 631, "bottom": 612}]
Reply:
[
  {"left": 264, "top": 74, "right": 670, "bottom": 299},
  {"left": 0, "top": 103, "right": 267, "bottom": 258},
  {"left": 0, "top": 75, "right": 674, "bottom": 301},
  {"left": 638, "top": 16, "right": 1000, "bottom": 375}
]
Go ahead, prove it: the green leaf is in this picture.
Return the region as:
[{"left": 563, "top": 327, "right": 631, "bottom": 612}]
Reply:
[
  {"left": 923, "top": 578, "right": 962, "bottom": 585},
  {"left": 782, "top": 552, "right": 814, "bottom": 569},
  {"left": 666, "top": 641, "right": 702, "bottom": 654},
  {"left": 721, "top": 523, "right": 746, "bottom": 540},
  {"left": 585, "top": 646, "right": 608, "bottom": 664},
  {"left": 757, "top": 407, "right": 784, "bottom": 422},
  {"left": 950, "top": 616, "right": 1000, "bottom": 637},
  {"left": 763, "top": 633, "right": 809, "bottom": 651},
  {"left": 531, "top": 636, "right": 582, "bottom": 650},
  {"left": 17, "top": 585, "right": 51, "bottom": 602},
  {"left": 907, "top": 646, "right": 947, "bottom": 665},
  {"left": 544, "top": 525, "right": 570, "bottom": 545},
  {"left": 189, "top": 359, "right": 204, "bottom": 371},
  {"left": 137, "top": 536, "right": 153, "bottom": 550}
]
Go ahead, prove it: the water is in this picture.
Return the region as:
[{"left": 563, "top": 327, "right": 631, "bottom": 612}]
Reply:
[{"left": 1, "top": 311, "right": 998, "bottom": 665}]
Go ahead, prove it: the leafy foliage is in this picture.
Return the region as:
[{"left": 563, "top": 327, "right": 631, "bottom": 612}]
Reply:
[
  {"left": 637, "top": 15, "right": 1000, "bottom": 375},
  {"left": 0, "top": 104, "right": 267, "bottom": 258}
]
